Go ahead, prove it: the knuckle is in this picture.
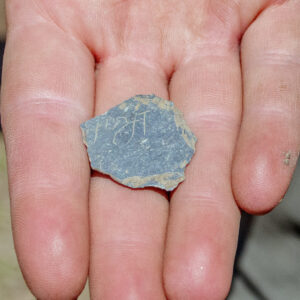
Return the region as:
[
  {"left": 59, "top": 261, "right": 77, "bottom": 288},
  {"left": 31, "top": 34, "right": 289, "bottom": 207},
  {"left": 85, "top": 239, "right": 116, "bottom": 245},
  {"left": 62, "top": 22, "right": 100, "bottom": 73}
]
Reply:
[{"left": 186, "top": 111, "right": 239, "bottom": 133}]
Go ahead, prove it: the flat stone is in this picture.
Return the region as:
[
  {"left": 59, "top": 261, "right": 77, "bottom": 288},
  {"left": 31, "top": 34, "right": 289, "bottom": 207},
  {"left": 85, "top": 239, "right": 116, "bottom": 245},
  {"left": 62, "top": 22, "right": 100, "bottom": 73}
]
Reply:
[{"left": 80, "top": 94, "right": 197, "bottom": 191}]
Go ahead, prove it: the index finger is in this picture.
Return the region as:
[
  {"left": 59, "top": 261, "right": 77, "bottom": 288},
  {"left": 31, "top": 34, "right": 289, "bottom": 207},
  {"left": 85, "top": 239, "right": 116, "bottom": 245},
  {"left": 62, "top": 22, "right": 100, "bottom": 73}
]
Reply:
[{"left": 1, "top": 2, "right": 94, "bottom": 298}]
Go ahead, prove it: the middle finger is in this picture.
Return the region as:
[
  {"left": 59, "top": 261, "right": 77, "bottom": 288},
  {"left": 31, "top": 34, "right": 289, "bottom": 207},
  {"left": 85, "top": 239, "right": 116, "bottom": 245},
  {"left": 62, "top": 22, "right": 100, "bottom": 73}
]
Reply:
[{"left": 89, "top": 56, "right": 169, "bottom": 299}]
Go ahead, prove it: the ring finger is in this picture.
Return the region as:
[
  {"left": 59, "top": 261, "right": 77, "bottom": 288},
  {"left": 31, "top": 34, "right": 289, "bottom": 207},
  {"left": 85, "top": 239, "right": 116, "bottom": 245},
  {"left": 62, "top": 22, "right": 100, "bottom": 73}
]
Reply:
[{"left": 164, "top": 51, "right": 242, "bottom": 299}]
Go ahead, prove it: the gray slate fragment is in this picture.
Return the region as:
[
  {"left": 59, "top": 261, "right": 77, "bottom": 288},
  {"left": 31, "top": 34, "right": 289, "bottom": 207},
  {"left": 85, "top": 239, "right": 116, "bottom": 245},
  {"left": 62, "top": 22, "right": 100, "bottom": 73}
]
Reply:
[{"left": 80, "top": 94, "right": 197, "bottom": 191}]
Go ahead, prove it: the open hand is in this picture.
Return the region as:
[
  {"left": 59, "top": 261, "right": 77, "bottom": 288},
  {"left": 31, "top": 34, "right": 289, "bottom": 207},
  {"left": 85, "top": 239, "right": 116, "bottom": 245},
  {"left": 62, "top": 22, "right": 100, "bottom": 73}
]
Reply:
[{"left": 1, "top": 0, "right": 299, "bottom": 299}]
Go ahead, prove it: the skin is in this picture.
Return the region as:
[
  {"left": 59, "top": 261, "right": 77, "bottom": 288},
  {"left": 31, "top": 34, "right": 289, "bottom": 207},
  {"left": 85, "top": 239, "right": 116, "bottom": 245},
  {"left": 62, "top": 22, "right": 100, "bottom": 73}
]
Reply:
[{"left": 1, "top": 0, "right": 300, "bottom": 299}]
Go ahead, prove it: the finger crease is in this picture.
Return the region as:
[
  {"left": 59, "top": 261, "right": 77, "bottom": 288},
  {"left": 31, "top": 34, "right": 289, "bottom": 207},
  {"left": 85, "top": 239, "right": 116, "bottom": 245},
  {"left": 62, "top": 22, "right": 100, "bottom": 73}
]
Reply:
[
  {"left": 186, "top": 112, "right": 240, "bottom": 131},
  {"left": 6, "top": 97, "right": 88, "bottom": 122}
]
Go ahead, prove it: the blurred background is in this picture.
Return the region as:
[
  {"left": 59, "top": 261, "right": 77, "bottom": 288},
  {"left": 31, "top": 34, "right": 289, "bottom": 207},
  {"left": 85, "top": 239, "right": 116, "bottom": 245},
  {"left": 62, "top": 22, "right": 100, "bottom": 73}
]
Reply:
[{"left": 0, "top": 1, "right": 299, "bottom": 299}]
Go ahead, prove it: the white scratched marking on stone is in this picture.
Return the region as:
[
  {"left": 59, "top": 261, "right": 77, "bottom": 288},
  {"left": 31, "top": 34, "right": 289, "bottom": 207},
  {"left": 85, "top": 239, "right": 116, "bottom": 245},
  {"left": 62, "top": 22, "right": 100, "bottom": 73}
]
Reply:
[
  {"left": 112, "top": 110, "right": 149, "bottom": 146},
  {"left": 93, "top": 120, "right": 102, "bottom": 144}
]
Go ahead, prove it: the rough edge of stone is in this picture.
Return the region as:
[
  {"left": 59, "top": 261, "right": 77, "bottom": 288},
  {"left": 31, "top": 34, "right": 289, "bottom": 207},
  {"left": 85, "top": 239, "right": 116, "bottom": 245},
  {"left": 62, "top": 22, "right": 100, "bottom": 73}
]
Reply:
[
  {"left": 80, "top": 125, "right": 88, "bottom": 147},
  {"left": 119, "top": 172, "right": 185, "bottom": 191}
]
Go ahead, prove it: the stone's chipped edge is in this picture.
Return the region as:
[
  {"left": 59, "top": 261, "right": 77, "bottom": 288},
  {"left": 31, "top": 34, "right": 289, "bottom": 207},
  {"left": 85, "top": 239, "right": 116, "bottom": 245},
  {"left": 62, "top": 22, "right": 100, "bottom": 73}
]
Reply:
[
  {"left": 80, "top": 124, "right": 88, "bottom": 147},
  {"left": 80, "top": 124, "right": 95, "bottom": 169},
  {"left": 134, "top": 94, "right": 173, "bottom": 110},
  {"left": 173, "top": 106, "right": 197, "bottom": 151},
  {"left": 89, "top": 163, "right": 185, "bottom": 191},
  {"left": 179, "top": 159, "right": 189, "bottom": 169},
  {"left": 119, "top": 172, "right": 185, "bottom": 191}
]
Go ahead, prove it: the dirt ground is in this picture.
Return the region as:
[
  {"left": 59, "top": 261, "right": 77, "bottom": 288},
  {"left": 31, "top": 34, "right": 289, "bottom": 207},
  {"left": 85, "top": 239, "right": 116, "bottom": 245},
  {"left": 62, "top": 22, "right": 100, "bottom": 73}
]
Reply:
[{"left": 0, "top": 0, "right": 5, "bottom": 39}]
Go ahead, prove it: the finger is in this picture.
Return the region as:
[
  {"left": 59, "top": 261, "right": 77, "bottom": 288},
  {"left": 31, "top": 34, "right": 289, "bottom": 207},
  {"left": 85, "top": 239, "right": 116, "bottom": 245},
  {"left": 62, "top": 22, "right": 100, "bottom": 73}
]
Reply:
[
  {"left": 89, "top": 56, "right": 169, "bottom": 299},
  {"left": 1, "top": 4, "right": 94, "bottom": 299},
  {"left": 232, "top": 1, "right": 300, "bottom": 214},
  {"left": 163, "top": 52, "right": 241, "bottom": 299}
]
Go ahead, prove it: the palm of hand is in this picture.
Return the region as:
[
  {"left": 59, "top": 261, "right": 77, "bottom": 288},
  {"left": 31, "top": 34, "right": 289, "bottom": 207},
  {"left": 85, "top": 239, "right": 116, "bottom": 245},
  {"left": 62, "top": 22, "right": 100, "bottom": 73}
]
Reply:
[{"left": 2, "top": 0, "right": 300, "bottom": 299}]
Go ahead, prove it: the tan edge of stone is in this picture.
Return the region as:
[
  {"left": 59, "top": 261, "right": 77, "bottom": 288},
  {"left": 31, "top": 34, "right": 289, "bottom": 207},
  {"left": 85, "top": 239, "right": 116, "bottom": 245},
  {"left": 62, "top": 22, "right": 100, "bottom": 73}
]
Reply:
[
  {"left": 173, "top": 106, "right": 197, "bottom": 151},
  {"left": 80, "top": 126, "right": 88, "bottom": 147},
  {"left": 134, "top": 95, "right": 173, "bottom": 110},
  {"left": 120, "top": 172, "right": 185, "bottom": 191}
]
